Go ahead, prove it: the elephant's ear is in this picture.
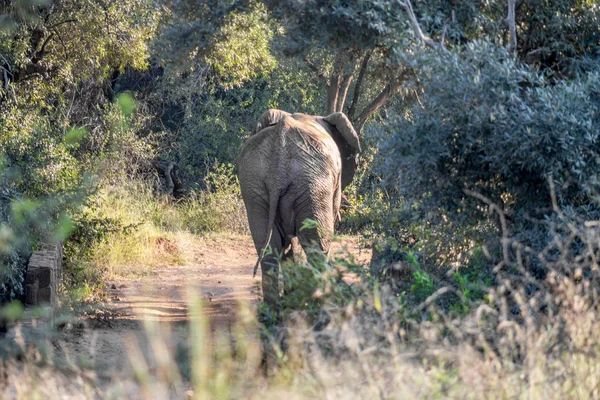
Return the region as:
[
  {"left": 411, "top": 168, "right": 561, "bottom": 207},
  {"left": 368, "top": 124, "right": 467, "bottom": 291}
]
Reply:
[
  {"left": 254, "top": 109, "right": 291, "bottom": 134},
  {"left": 323, "top": 112, "right": 361, "bottom": 151}
]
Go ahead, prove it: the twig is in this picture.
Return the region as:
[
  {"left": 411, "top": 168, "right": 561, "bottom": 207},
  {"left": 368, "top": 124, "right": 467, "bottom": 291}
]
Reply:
[
  {"left": 412, "top": 286, "right": 465, "bottom": 313},
  {"left": 463, "top": 189, "right": 511, "bottom": 266},
  {"left": 303, "top": 56, "right": 329, "bottom": 87},
  {"left": 48, "top": 19, "right": 77, "bottom": 30}
]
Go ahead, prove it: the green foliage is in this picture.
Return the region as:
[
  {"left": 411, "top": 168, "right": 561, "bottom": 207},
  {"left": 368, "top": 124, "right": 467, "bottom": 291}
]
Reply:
[
  {"left": 264, "top": 0, "right": 407, "bottom": 52},
  {"left": 205, "top": 2, "right": 276, "bottom": 89},
  {"left": 0, "top": 0, "right": 49, "bottom": 32},
  {"left": 0, "top": 188, "right": 28, "bottom": 303},
  {"left": 411, "top": 266, "right": 436, "bottom": 301},
  {"left": 170, "top": 163, "right": 248, "bottom": 234},
  {"left": 0, "top": 300, "right": 24, "bottom": 321},
  {"left": 514, "top": 0, "right": 600, "bottom": 75},
  {"left": 279, "top": 244, "right": 369, "bottom": 325},
  {"left": 63, "top": 205, "right": 138, "bottom": 288},
  {"left": 0, "top": 0, "right": 158, "bottom": 302},
  {"left": 87, "top": 95, "right": 156, "bottom": 181},
  {"left": 149, "top": 57, "right": 322, "bottom": 186},
  {"left": 1, "top": 106, "right": 81, "bottom": 197},
  {"left": 380, "top": 41, "right": 600, "bottom": 251}
]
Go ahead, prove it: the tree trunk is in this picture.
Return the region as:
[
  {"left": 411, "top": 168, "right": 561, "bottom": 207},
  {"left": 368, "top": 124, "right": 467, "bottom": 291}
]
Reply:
[
  {"left": 348, "top": 50, "right": 372, "bottom": 120},
  {"left": 336, "top": 60, "right": 359, "bottom": 113},
  {"left": 154, "top": 161, "right": 185, "bottom": 199},
  {"left": 506, "top": 0, "right": 517, "bottom": 57},
  {"left": 326, "top": 74, "right": 341, "bottom": 115}
]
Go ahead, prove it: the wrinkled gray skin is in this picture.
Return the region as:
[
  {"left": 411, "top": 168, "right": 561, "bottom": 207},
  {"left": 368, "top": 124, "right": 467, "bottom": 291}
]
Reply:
[
  {"left": 238, "top": 109, "right": 360, "bottom": 307},
  {"left": 253, "top": 109, "right": 290, "bottom": 135}
]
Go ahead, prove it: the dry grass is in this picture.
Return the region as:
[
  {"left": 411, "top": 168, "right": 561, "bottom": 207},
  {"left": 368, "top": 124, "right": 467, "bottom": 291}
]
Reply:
[
  {"left": 5, "top": 250, "right": 600, "bottom": 400},
  {"left": 72, "top": 169, "right": 247, "bottom": 285},
  {"left": 10, "top": 184, "right": 600, "bottom": 399}
]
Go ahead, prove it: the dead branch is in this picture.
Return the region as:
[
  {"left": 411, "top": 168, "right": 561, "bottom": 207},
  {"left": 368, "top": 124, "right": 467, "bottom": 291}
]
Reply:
[
  {"left": 33, "top": 31, "right": 55, "bottom": 63},
  {"left": 154, "top": 161, "right": 185, "bottom": 198},
  {"left": 506, "top": 0, "right": 517, "bottom": 57},
  {"left": 48, "top": 19, "right": 77, "bottom": 30},
  {"left": 463, "top": 188, "right": 511, "bottom": 267},
  {"left": 398, "top": 0, "right": 445, "bottom": 51},
  {"left": 524, "top": 47, "right": 544, "bottom": 64}
]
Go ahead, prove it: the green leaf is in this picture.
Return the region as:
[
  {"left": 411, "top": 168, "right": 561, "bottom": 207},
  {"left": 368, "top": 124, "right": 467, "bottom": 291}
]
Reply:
[
  {"left": 117, "top": 93, "right": 136, "bottom": 116},
  {"left": 0, "top": 301, "right": 24, "bottom": 321},
  {"left": 55, "top": 214, "right": 76, "bottom": 241},
  {"left": 373, "top": 281, "right": 382, "bottom": 314},
  {"left": 65, "top": 127, "right": 87, "bottom": 146}
]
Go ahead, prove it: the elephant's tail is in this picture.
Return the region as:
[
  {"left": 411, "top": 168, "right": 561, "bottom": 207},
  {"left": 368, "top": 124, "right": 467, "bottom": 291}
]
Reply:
[{"left": 252, "top": 188, "right": 280, "bottom": 278}]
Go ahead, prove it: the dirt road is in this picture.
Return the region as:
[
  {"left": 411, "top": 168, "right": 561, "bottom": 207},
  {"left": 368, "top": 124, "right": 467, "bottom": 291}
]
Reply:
[{"left": 53, "top": 234, "right": 370, "bottom": 395}]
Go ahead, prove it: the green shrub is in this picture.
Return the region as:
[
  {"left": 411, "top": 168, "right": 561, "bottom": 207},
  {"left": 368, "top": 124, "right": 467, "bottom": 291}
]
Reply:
[
  {"left": 0, "top": 188, "right": 28, "bottom": 303},
  {"left": 379, "top": 41, "right": 600, "bottom": 259}
]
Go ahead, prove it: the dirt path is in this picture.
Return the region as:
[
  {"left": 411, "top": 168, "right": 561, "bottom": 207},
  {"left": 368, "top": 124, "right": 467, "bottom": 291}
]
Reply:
[{"left": 54, "top": 234, "right": 370, "bottom": 395}]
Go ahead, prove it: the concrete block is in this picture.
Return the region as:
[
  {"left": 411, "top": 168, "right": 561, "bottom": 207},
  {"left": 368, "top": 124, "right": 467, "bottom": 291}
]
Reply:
[
  {"left": 24, "top": 282, "right": 38, "bottom": 305},
  {"left": 23, "top": 242, "right": 63, "bottom": 311},
  {"left": 36, "top": 268, "right": 52, "bottom": 288},
  {"left": 37, "top": 286, "right": 52, "bottom": 304}
]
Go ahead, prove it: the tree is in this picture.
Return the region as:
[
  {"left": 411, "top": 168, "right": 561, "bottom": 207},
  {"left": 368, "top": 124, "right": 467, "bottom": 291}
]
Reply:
[
  {"left": 0, "top": 0, "right": 159, "bottom": 301},
  {"left": 157, "top": 0, "right": 416, "bottom": 131},
  {"left": 264, "top": 0, "right": 413, "bottom": 131},
  {"left": 0, "top": 0, "right": 157, "bottom": 107}
]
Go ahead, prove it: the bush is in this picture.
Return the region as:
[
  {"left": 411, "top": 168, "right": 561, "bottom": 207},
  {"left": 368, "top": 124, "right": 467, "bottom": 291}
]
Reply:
[
  {"left": 378, "top": 41, "right": 600, "bottom": 257},
  {"left": 0, "top": 188, "right": 29, "bottom": 303},
  {"left": 178, "top": 163, "right": 248, "bottom": 234}
]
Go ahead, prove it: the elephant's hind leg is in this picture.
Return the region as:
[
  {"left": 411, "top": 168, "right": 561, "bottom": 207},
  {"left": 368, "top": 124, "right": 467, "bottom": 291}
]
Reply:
[{"left": 245, "top": 203, "right": 283, "bottom": 307}]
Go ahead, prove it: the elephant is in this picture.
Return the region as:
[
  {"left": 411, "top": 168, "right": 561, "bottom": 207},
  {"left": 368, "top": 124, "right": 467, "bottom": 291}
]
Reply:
[
  {"left": 238, "top": 109, "right": 360, "bottom": 307},
  {"left": 253, "top": 109, "right": 290, "bottom": 134}
]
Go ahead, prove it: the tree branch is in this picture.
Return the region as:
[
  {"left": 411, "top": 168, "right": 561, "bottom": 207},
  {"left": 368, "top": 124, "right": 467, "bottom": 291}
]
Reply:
[
  {"left": 336, "top": 59, "right": 360, "bottom": 112},
  {"left": 2, "top": 67, "right": 9, "bottom": 92},
  {"left": 326, "top": 52, "right": 348, "bottom": 114},
  {"left": 303, "top": 56, "right": 329, "bottom": 87},
  {"left": 33, "top": 31, "right": 55, "bottom": 63},
  {"left": 348, "top": 50, "right": 372, "bottom": 120},
  {"left": 398, "top": 0, "right": 443, "bottom": 51},
  {"left": 327, "top": 73, "right": 341, "bottom": 114},
  {"left": 48, "top": 19, "right": 77, "bottom": 30},
  {"left": 354, "top": 70, "right": 410, "bottom": 132},
  {"left": 505, "top": 0, "right": 517, "bottom": 57}
]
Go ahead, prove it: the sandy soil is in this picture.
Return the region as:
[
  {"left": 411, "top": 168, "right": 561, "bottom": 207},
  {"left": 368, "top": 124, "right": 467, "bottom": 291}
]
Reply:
[{"left": 52, "top": 234, "right": 371, "bottom": 396}]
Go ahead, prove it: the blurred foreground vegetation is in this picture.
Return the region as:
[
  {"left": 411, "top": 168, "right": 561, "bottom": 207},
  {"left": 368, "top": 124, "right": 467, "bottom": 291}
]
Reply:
[{"left": 2, "top": 0, "right": 600, "bottom": 398}]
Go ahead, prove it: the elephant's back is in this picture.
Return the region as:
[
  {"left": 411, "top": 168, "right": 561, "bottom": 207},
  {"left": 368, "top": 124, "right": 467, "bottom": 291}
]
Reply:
[{"left": 283, "top": 115, "right": 342, "bottom": 175}]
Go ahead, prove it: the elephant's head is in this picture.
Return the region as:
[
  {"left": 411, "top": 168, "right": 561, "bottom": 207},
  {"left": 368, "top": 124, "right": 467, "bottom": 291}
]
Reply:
[
  {"left": 253, "top": 109, "right": 291, "bottom": 134},
  {"left": 320, "top": 112, "right": 361, "bottom": 190}
]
